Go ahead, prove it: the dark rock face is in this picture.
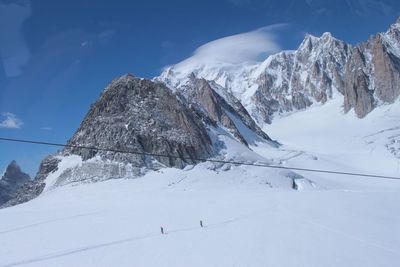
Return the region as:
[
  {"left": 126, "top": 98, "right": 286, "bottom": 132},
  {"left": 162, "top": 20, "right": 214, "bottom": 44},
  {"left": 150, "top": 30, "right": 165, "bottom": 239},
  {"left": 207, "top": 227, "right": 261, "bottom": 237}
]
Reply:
[
  {"left": 1, "top": 161, "right": 30, "bottom": 188},
  {"left": 373, "top": 37, "right": 400, "bottom": 102},
  {"left": 178, "top": 76, "right": 276, "bottom": 146},
  {"left": 1, "top": 156, "right": 59, "bottom": 208},
  {"left": 344, "top": 20, "right": 400, "bottom": 117},
  {"left": 344, "top": 47, "right": 375, "bottom": 117},
  {"left": 66, "top": 74, "right": 212, "bottom": 167},
  {"left": 0, "top": 161, "right": 31, "bottom": 206},
  {"left": 26, "top": 75, "right": 214, "bottom": 189},
  {"left": 3, "top": 76, "right": 216, "bottom": 206},
  {"left": 0, "top": 187, "right": 12, "bottom": 205},
  {"left": 373, "top": 21, "right": 400, "bottom": 103},
  {"left": 1, "top": 179, "right": 45, "bottom": 208}
]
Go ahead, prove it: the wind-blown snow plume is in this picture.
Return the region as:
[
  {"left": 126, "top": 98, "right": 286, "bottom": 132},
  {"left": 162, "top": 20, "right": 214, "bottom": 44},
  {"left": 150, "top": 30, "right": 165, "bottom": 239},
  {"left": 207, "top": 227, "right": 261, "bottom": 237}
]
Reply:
[{"left": 173, "top": 24, "right": 285, "bottom": 69}]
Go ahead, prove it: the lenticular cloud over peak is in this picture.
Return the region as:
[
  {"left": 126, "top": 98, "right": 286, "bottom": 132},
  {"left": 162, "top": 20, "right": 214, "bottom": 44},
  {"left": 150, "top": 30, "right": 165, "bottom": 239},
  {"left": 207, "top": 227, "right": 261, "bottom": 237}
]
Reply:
[{"left": 174, "top": 24, "right": 285, "bottom": 69}]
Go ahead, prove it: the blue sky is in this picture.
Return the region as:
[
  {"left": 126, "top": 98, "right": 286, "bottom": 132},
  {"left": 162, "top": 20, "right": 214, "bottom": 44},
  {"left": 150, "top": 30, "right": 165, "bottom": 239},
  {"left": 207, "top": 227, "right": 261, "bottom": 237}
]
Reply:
[{"left": 1, "top": 0, "right": 400, "bottom": 176}]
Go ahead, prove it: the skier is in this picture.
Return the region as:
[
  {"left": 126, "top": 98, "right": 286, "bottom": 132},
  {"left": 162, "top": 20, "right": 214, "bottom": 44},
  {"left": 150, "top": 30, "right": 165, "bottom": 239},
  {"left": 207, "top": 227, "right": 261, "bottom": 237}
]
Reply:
[
  {"left": 200, "top": 220, "right": 204, "bottom": 228},
  {"left": 161, "top": 226, "right": 164, "bottom": 234}
]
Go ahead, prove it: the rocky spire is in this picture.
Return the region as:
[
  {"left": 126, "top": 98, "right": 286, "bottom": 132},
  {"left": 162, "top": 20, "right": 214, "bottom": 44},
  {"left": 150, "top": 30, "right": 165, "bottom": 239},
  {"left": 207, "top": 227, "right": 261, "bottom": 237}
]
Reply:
[
  {"left": 0, "top": 161, "right": 30, "bottom": 205},
  {"left": 1, "top": 161, "right": 30, "bottom": 187},
  {"left": 344, "top": 17, "right": 400, "bottom": 117}
]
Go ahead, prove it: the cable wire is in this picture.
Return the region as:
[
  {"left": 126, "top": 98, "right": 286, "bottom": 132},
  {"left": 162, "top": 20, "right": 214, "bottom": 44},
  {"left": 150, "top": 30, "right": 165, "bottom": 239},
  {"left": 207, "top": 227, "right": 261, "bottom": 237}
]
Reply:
[{"left": 0, "top": 137, "right": 399, "bottom": 180}]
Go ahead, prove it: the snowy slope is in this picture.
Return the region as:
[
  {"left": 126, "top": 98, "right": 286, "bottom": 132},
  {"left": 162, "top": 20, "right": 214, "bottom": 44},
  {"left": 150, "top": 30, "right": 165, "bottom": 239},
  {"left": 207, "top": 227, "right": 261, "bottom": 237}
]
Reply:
[
  {"left": 266, "top": 99, "right": 400, "bottom": 174},
  {"left": 1, "top": 100, "right": 400, "bottom": 267},
  {"left": 2, "top": 16, "right": 400, "bottom": 267},
  {"left": 0, "top": 166, "right": 399, "bottom": 267}
]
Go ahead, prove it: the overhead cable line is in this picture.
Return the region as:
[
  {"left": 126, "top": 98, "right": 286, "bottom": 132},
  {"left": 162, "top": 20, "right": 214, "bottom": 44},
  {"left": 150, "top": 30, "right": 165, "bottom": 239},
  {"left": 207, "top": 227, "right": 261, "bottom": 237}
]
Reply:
[{"left": 0, "top": 137, "right": 399, "bottom": 180}]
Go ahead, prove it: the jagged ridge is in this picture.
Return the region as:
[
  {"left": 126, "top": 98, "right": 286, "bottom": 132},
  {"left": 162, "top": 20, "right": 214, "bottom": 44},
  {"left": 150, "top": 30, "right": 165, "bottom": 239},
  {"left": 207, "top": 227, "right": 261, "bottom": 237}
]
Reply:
[{"left": 160, "top": 18, "right": 400, "bottom": 122}]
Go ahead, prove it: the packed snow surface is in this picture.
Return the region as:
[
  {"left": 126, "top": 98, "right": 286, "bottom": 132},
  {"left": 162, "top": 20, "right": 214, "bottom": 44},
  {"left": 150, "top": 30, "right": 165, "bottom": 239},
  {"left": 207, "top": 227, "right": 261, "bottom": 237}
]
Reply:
[{"left": 1, "top": 99, "right": 400, "bottom": 267}]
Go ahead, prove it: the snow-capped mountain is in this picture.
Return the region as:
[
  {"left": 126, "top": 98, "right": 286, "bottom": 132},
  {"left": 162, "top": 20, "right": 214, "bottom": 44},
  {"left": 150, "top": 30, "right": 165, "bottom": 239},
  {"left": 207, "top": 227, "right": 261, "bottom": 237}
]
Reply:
[
  {"left": 159, "top": 31, "right": 352, "bottom": 123},
  {"left": 1, "top": 73, "right": 281, "bottom": 207},
  {"left": 4, "top": 17, "right": 400, "bottom": 209},
  {"left": 159, "top": 18, "right": 400, "bottom": 123},
  {"left": 2, "top": 14, "right": 400, "bottom": 267}
]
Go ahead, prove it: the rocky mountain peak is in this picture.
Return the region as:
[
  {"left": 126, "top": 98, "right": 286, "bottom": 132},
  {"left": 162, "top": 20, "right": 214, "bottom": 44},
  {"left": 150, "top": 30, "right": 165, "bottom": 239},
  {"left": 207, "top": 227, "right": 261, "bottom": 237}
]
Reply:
[
  {"left": 3, "top": 69, "right": 279, "bottom": 206},
  {"left": 159, "top": 29, "right": 354, "bottom": 124},
  {"left": 0, "top": 161, "right": 31, "bottom": 206},
  {"left": 297, "top": 32, "right": 349, "bottom": 57},
  {"left": 298, "top": 32, "right": 335, "bottom": 49},
  {"left": 30, "top": 75, "right": 215, "bottom": 187},
  {"left": 321, "top": 32, "right": 333, "bottom": 40},
  {"left": 381, "top": 19, "right": 400, "bottom": 57},
  {"left": 178, "top": 75, "right": 276, "bottom": 146},
  {"left": 299, "top": 34, "right": 318, "bottom": 52},
  {"left": 392, "top": 16, "right": 400, "bottom": 30},
  {"left": 6, "top": 160, "right": 19, "bottom": 172},
  {"left": 104, "top": 73, "right": 137, "bottom": 91},
  {"left": 73, "top": 74, "right": 213, "bottom": 156},
  {"left": 1, "top": 160, "right": 30, "bottom": 186}
]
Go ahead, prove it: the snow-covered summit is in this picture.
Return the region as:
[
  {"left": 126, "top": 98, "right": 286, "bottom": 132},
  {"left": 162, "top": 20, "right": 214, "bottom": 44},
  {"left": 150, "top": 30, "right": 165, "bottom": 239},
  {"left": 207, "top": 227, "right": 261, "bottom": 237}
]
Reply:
[
  {"left": 160, "top": 18, "right": 400, "bottom": 122},
  {"left": 159, "top": 31, "right": 352, "bottom": 124}
]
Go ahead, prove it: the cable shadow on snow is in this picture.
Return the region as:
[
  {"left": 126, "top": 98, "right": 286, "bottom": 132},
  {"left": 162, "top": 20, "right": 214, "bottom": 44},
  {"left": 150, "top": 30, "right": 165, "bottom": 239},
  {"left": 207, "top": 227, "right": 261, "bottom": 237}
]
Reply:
[{"left": 1, "top": 232, "right": 159, "bottom": 267}]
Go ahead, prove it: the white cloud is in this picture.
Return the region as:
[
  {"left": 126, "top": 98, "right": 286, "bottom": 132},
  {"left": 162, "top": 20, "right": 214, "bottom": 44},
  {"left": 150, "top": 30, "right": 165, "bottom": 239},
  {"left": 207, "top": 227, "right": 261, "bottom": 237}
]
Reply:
[
  {"left": 174, "top": 24, "right": 285, "bottom": 69},
  {"left": 0, "top": 112, "right": 23, "bottom": 129}
]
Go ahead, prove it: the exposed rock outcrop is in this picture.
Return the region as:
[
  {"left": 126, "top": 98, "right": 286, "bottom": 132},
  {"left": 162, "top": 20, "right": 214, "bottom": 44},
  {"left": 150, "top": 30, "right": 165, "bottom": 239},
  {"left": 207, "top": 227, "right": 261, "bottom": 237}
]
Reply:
[
  {"left": 0, "top": 161, "right": 31, "bottom": 206},
  {"left": 1, "top": 156, "right": 60, "bottom": 208},
  {"left": 26, "top": 75, "right": 216, "bottom": 189},
  {"left": 175, "top": 75, "right": 276, "bottom": 146},
  {"left": 65, "top": 74, "right": 213, "bottom": 167},
  {"left": 345, "top": 19, "right": 400, "bottom": 117}
]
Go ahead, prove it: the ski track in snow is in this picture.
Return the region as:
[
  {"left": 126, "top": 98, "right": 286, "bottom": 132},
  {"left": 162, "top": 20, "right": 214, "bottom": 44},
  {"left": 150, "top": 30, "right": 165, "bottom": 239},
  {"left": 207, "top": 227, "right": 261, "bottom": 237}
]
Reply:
[
  {"left": 0, "top": 212, "right": 100, "bottom": 235},
  {"left": 1, "top": 206, "right": 277, "bottom": 267},
  {"left": 280, "top": 206, "right": 400, "bottom": 256},
  {"left": 2, "top": 232, "right": 158, "bottom": 267}
]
